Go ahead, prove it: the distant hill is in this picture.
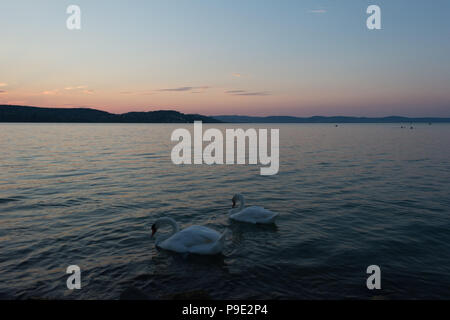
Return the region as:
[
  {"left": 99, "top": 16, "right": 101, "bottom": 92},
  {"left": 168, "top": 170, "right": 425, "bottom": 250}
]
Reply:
[
  {"left": 2, "top": 105, "right": 449, "bottom": 124},
  {"left": 213, "top": 115, "right": 450, "bottom": 123},
  {"left": 0, "top": 105, "right": 221, "bottom": 123}
]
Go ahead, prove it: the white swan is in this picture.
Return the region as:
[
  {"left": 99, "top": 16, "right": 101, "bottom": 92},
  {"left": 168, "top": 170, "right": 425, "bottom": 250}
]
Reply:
[
  {"left": 228, "top": 193, "right": 278, "bottom": 224},
  {"left": 151, "top": 217, "right": 226, "bottom": 255}
]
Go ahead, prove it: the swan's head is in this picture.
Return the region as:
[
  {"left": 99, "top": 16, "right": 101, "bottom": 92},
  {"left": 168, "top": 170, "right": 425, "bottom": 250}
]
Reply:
[
  {"left": 151, "top": 217, "right": 178, "bottom": 238},
  {"left": 151, "top": 223, "right": 158, "bottom": 237},
  {"left": 231, "top": 194, "right": 243, "bottom": 208},
  {"left": 231, "top": 194, "right": 237, "bottom": 208}
]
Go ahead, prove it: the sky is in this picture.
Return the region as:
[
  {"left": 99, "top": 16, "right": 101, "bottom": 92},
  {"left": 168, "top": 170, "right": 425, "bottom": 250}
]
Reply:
[{"left": 1, "top": 0, "right": 450, "bottom": 117}]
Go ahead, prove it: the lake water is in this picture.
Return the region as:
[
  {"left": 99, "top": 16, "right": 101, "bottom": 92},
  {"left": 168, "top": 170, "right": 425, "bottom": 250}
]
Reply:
[{"left": 0, "top": 123, "right": 449, "bottom": 299}]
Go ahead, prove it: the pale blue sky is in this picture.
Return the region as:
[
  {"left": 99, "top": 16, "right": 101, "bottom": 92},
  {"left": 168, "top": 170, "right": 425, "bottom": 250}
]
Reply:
[{"left": 1, "top": 0, "right": 450, "bottom": 116}]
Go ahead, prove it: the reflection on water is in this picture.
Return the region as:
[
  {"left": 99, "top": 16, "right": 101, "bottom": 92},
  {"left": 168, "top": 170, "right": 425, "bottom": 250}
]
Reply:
[{"left": 0, "top": 123, "right": 450, "bottom": 299}]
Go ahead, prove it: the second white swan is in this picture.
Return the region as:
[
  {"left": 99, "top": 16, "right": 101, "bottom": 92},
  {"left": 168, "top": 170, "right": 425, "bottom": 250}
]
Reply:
[
  {"left": 151, "top": 217, "right": 226, "bottom": 255},
  {"left": 228, "top": 193, "right": 278, "bottom": 224}
]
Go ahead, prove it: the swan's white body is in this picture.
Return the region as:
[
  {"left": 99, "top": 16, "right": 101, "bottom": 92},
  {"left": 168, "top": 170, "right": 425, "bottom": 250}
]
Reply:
[
  {"left": 153, "top": 218, "right": 225, "bottom": 255},
  {"left": 229, "top": 194, "right": 278, "bottom": 224}
]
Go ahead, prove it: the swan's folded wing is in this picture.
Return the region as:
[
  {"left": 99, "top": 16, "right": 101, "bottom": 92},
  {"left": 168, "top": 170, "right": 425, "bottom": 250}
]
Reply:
[
  {"left": 171, "top": 226, "right": 221, "bottom": 247},
  {"left": 232, "top": 206, "right": 278, "bottom": 223},
  {"left": 188, "top": 240, "right": 224, "bottom": 255}
]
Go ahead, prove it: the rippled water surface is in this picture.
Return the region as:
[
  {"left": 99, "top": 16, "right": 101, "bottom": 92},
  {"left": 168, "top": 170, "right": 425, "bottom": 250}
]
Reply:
[{"left": 1, "top": 123, "right": 450, "bottom": 299}]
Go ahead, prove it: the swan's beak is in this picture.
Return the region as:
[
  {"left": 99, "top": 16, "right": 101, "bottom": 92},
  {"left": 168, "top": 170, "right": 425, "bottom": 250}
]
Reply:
[
  {"left": 151, "top": 225, "right": 157, "bottom": 238},
  {"left": 232, "top": 199, "right": 236, "bottom": 208}
]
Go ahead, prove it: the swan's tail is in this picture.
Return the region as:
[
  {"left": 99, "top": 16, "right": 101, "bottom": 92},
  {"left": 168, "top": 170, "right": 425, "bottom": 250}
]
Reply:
[
  {"left": 219, "top": 230, "right": 228, "bottom": 242},
  {"left": 211, "top": 230, "right": 228, "bottom": 254},
  {"left": 268, "top": 212, "right": 279, "bottom": 224}
]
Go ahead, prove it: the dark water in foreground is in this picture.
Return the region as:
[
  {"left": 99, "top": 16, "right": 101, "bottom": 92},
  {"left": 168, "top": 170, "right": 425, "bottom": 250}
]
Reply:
[{"left": 0, "top": 123, "right": 449, "bottom": 300}]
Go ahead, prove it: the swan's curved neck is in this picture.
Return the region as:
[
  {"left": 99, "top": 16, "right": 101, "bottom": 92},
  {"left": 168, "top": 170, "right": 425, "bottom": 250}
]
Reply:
[
  {"left": 237, "top": 194, "right": 245, "bottom": 210},
  {"left": 229, "top": 194, "right": 246, "bottom": 215},
  {"left": 156, "top": 217, "right": 179, "bottom": 236}
]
